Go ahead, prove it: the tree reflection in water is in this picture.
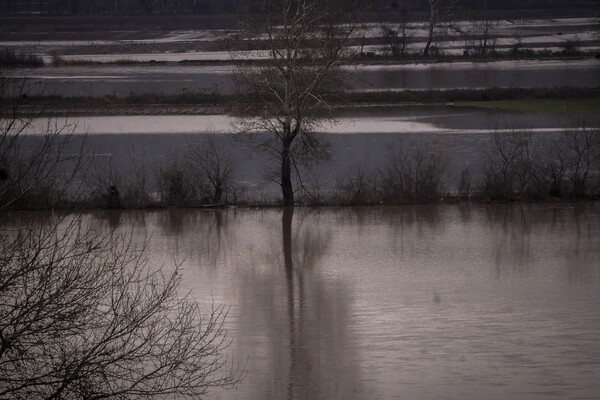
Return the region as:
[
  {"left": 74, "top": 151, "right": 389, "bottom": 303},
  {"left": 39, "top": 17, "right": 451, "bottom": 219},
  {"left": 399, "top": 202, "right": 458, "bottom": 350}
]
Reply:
[{"left": 280, "top": 207, "right": 363, "bottom": 400}]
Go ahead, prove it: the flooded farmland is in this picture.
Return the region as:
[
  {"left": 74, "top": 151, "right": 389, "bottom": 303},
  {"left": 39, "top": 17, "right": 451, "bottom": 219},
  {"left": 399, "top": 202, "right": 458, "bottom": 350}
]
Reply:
[
  {"left": 2, "top": 6, "right": 600, "bottom": 400},
  {"left": 8, "top": 58, "right": 600, "bottom": 96},
  {"left": 19, "top": 105, "right": 592, "bottom": 196}
]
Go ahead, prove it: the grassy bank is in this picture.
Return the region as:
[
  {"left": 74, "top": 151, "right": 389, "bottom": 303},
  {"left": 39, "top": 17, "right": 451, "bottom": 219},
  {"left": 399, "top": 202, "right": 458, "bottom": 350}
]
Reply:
[
  {"left": 4, "top": 87, "right": 599, "bottom": 116},
  {"left": 454, "top": 98, "right": 600, "bottom": 116},
  {"left": 44, "top": 50, "right": 598, "bottom": 68}
]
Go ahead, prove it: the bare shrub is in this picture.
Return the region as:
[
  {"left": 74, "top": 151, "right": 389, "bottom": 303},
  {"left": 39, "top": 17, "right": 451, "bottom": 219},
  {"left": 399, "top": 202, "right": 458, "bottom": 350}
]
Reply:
[
  {"left": 87, "top": 155, "right": 123, "bottom": 208},
  {"left": 121, "top": 151, "right": 153, "bottom": 207},
  {"left": 529, "top": 136, "right": 568, "bottom": 198},
  {"left": 0, "top": 215, "right": 243, "bottom": 398},
  {"left": 379, "top": 149, "right": 413, "bottom": 203},
  {"left": 379, "top": 147, "right": 446, "bottom": 203},
  {"left": 481, "top": 127, "right": 536, "bottom": 200},
  {"left": 479, "top": 117, "right": 598, "bottom": 200},
  {"left": 334, "top": 146, "right": 447, "bottom": 205},
  {"left": 461, "top": 0, "right": 497, "bottom": 56},
  {"left": 87, "top": 150, "right": 152, "bottom": 209},
  {"left": 333, "top": 165, "right": 379, "bottom": 205},
  {"left": 462, "top": 20, "right": 498, "bottom": 56},
  {"left": 380, "top": 22, "right": 412, "bottom": 57},
  {"left": 560, "top": 114, "right": 597, "bottom": 197},
  {"left": 184, "top": 137, "right": 236, "bottom": 205},
  {"left": 156, "top": 157, "right": 201, "bottom": 207},
  {"left": 413, "top": 148, "right": 447, "bottom": 201}
]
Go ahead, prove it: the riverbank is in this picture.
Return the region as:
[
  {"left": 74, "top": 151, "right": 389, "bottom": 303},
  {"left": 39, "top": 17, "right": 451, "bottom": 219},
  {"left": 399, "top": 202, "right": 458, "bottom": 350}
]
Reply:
[{"left": 4, "top": 126, "right": 599, "bottom": 210}]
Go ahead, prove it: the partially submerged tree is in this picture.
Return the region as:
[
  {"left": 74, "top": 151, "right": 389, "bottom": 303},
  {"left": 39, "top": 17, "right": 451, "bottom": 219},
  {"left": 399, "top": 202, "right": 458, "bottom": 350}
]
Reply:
[{"left": 232, "top": 0, "right": 364, "bottom": 205}]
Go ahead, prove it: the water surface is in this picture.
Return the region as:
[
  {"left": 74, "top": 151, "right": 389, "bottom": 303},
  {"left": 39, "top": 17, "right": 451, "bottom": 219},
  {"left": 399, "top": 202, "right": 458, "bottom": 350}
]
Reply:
[
  {"left": 19, "top": 203, "right": 597, "bottom": 400},
  {"left": 9, "top": 59, "right": 600, "bottom": 96}
]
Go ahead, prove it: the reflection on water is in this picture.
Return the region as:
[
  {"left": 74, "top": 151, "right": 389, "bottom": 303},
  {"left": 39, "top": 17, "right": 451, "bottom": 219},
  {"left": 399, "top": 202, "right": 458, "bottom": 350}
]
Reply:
[{"left": 4, "top": 203, "right": 599, "bottom": 399}]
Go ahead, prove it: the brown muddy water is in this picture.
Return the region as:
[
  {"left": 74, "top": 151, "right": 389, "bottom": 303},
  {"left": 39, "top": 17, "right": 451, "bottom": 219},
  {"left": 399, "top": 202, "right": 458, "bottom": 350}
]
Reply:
[{"left": 7, "top": 203, "right": 598, "bottom": 399}]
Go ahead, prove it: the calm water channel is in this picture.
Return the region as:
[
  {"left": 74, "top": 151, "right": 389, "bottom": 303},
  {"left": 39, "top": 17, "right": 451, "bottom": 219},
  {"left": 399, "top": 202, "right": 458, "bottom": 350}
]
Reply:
[
  {"left": 13, "top": 203, "right": 596, "bottom": 399},
  {"left": 10, "top": 59, "right": 600, "bottom": 96}
]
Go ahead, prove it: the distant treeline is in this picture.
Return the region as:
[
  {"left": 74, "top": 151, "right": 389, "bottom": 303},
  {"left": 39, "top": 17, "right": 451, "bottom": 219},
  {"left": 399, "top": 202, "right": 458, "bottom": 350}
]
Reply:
[{"left": 0, "top": 0, "right": 596, "bottom": 16}]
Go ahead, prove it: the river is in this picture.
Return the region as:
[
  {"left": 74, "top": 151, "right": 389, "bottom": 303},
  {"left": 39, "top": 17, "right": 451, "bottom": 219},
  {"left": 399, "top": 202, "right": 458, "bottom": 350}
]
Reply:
[{"left": 7, "top": 203, "right": 596, "bottom": 399}]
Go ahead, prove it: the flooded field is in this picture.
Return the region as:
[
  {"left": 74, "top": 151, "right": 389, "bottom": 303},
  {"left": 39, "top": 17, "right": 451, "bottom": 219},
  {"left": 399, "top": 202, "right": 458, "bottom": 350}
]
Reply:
[
  {"left": 6, "top": 203, "right": 597, "bottom": 400},
  {"left": 1, "top": 17, "right": 598, "bottom": 58},
  {"left": 24, "top": 105, "right": 569, "bottom": 135},
  {"left": 8, "top": 58, "right": 600, "bottom": 96},
  {"left": 20, "top": 105, "right": 588, "bottom": 195},
  {"left": 2, "top": 9, "right": 600, "bottom": 399}
]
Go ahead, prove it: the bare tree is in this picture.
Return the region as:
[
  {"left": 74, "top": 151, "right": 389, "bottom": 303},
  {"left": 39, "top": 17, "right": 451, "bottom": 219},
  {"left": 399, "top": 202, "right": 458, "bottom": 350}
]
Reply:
[
  {"left": 232, "top": 0, "right": 363, "bottom": 205},
  {"left": 380, "top": 21, "right": 412, "bottom": 57},
  {"left": 422, "top": 0, "right": 458, "bottom": 57},
  {"left": 0, "top": 215, "right": 243, "bottom": 399},
  {"left": 462, "top": 0, "right": 498, "bottom": 56}
]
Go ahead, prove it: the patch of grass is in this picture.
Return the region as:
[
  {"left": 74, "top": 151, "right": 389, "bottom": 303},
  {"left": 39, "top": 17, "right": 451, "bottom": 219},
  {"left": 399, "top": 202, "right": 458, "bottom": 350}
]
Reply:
[{"left": 454, "top": 98, "right": 600, "bottom": 116}]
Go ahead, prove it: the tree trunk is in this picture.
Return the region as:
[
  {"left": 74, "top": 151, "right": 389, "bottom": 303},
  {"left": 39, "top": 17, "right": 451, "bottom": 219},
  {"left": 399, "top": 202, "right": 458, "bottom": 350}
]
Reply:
[
  {"left": 482, "top": 0, "right": 489, "bottom": 55},
  {"left": 213, "top": 184, "right": 223, "bottom": 204},
  {"left": 423, "top": 3, "right": 436, "bottom": 57},
  {"left": 281, "top": 75, "right": 295, "bottom": 206},
  {"left": 281, "top": 143, "right": 294, "bottom": 205}
]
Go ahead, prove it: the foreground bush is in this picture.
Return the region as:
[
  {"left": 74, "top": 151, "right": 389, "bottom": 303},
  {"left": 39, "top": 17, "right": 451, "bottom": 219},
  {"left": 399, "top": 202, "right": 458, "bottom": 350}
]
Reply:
[{"left": 0, "top": 215, "right": 242, "bottom": 398}]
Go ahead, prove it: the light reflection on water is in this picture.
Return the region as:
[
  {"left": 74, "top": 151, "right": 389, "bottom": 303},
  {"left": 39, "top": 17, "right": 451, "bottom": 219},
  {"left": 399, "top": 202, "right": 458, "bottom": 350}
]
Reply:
[{"left": 7, "top": 204, "right": 600, "bottom": 399}]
